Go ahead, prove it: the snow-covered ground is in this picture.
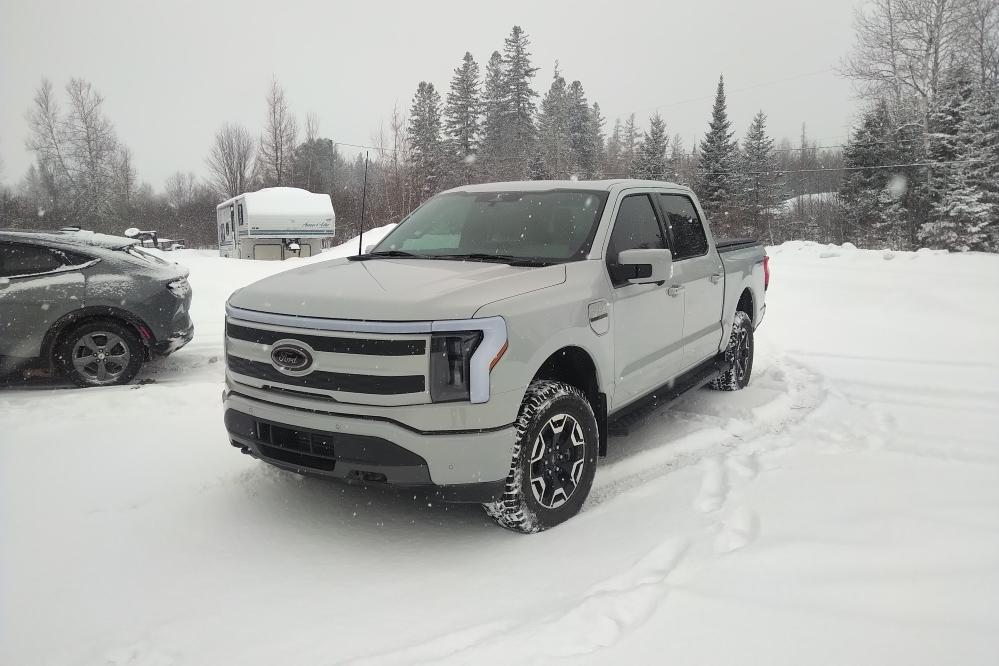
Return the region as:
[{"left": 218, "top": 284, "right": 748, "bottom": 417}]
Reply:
[{"left": 2, "top": 238, "right": 998, "bottom": 665}]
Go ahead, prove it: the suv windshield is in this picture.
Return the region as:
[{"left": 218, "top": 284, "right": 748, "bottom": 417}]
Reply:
[{"left": 372, "top": 190, "right": 608, "bottom": 262}]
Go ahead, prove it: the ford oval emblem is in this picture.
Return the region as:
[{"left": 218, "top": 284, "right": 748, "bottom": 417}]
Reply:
[{"left": 270, "top": 344, "right": 313, "bottom": 373}]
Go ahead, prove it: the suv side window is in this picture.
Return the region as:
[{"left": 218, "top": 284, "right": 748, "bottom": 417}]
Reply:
[
  {"left": 659, "top": 194, "right": 708, "bottom": 260},
  {"left": 0, "top": 242, "right": 65, "bottom": 278},
  {"left": 606, "top": 194, "right": 666, "bottom": 286}
]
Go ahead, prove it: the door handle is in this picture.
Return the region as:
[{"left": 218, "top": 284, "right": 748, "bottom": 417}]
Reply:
[
  {"left": 710, "top": 273, "right": 722, "bottom": 284},
  {"left": 667, "top": 285, "right": 684, "bottom": 297}
]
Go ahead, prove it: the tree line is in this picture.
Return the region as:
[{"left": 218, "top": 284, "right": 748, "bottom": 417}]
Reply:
[{"left": 2, "top": 9, "right": 997, "bottom": 252}]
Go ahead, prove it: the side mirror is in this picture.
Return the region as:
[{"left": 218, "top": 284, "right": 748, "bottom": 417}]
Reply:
[{"left": 617, "top": 248, "right": 673, "bottom": 285}]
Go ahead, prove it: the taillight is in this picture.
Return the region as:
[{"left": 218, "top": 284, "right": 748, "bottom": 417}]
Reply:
[{"left": 763, "top": 256, "right": 771, "bottom": 290}]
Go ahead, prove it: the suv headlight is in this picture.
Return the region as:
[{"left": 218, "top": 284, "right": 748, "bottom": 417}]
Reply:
[
  {"left": 429, "top": 331, "right": 483, "bottom": 402},
  {"left": 167, "top": 277, "right": 191, "bottom": 299}
]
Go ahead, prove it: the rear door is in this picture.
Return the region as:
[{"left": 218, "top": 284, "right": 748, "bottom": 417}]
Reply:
[
  {"left": 657, "top": 193, "right": 725, "bottom": 367},
  {"left": 606, "top": 192, "right": 686, "bottom": 409},
  {"left": 0, "top": 241, "right": 87, "bottom": 358}
]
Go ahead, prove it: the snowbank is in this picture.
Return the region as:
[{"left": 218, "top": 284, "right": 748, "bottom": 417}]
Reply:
[{"left": 1, "top": 241, "right": 997, "bottom": 665}]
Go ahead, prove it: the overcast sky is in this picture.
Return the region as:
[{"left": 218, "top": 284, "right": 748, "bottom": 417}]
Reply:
[{"left": 0, "top": 0, "right": 858, "bottom": 190}]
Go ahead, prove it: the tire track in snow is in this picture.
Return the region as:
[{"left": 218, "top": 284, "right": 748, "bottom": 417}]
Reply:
[
  {"left": 586, "top": 354, "right": 827, "bottom": 509},
  {"left": 341, "top": 539, "right": 690, "bottom": 666}
]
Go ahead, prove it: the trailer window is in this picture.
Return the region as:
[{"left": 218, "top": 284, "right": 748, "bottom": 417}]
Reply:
[
  {"left": 238, "top": 204, "right": 244, "bottom": 226},
  {"left": 659, "top": 194, "right": 708, "bottom": 260}
]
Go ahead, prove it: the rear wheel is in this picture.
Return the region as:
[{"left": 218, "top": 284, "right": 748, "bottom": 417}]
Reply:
[
  {"left": 55, "top": 319, "right": 144, "bottom": 387},
  {"left": 483, "top": 380, "right": 598, "bottom": 533},
  {"left": 710, "top": 310, "right": 754, "bottom": 391}
]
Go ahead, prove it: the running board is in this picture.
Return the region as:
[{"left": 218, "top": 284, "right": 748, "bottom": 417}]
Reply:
[{"left": 607, "top": 353, "right": 729, "bottom": 436}]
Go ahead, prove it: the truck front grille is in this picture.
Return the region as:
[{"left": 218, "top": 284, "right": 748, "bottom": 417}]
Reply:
[
  {"left": 226, "top": 355, "right": 425, "bottom": 394},
  {"left": 224, "top": 318, "right": 431, "bottom": 405}
]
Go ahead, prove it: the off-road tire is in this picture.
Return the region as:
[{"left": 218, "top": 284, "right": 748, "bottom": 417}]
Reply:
[
  {"left": 55, "top": 319, "right": 145, "bottom": 387},
  {"left": 483, "top": 380, "right": 598, "bottom": 533},
  {"left": 710, "top": 310, "right": 754, "bottom": 391}
]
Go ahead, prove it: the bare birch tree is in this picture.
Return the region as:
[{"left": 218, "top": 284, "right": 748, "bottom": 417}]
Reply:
[
  {"left": 256, "top": 78, "right": 297, "bottom": 186},
  {"left": 205, "top": 122, "right": 254, "bottom": 199}
]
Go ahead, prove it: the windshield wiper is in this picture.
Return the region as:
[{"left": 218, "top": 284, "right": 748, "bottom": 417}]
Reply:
[
  {"left": 428, "top": 253, "right": 554, "bottom": 267},
  {"left": 348, "top": 250, "right": 427, "bottom": 261}
]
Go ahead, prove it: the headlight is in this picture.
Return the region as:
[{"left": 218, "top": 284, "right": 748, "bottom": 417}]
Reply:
[
  {"left": 429, "top": 331, "right": 482, "bottom": 402},
  {"left": 167, "top": 278, "right": 191, "bottom": 299}
]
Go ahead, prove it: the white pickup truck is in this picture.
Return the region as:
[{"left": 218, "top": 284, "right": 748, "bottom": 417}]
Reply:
[{"left": 222, "top": 180, "right": 769, "bottom": 532}]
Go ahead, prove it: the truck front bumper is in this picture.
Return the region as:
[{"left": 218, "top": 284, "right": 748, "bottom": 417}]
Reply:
[{"left": 223, "top": 389, "right": 516, "bottom": 503}]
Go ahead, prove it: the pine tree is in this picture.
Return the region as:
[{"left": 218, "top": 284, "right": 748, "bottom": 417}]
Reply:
[
  {"left": 839, "top": 100, "right": 906, "bottom": 248},
  {"left": 622, "top": 114, "right": 639, "bottom": 173},
  {"left": 537, "top": 65, "right": 571, "bottom": 178},
  {"left": 567, "top": 80, "right": 593, "bottom": 177},
  {"left": 502, "top": 26, "right": 540, "bottom": 175},
  {"left": 587, "top": 103, "right": 606, "bottom": 178},
  {"left": 630, "top": 113, "right": 669, "bottom": 180},
  {"left": 739, "top": 111, "right": 782, "bottom": 240},
  {"left": 407, "top": 81, "right": 445, "bottom": 198},
  {"left": 922, "top": 68, "right": 996, "bottom": 250},
  {"left": 698, "top": 75, "right": 738, "bottom": 225},
  {"left": 605, "top": 119, "right": 624, "bottom": 177},
  {"left": 479, "top": 51, "right": 508, "bottom": 180},
  {"left": 444, "top": 52, "right": 481, "bottom": 162}
]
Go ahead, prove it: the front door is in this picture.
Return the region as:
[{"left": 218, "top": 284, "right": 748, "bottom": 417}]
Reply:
[
  {"left": 658, "top": 193, "right": 725, "bottom": 367},
  {"left": 606, "top": 193, "right": 686, "bottom": 410}
]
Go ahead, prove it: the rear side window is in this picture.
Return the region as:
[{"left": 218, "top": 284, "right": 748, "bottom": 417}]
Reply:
[
  {"left": 605, "top": 194, "right": 666, "bottom": 286},
  {"left": 0, "top": 242, "right": 65, "bottom": 278},
  {"left": 659, "top": 194, "right": 708, "bottom": 259}
]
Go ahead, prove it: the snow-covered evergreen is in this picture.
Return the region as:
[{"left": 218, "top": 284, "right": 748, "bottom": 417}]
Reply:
[
  {"left": 443, "top": 52, "right": 481, "bottom": 168},
  {"left": 630, "top": 113, "right": 669, "bottom": 181},
  {"left": 407, "top": 81, "right": 445, "bottom": 196},
  {"left": 501, "top": 26, "right": 539, "bottom": 176},
  {"left": 698, "top": 76, "right": 738, "bottom": 224},
  {"left": 738, "top": 111, "right": 782, "bottom": 240}
]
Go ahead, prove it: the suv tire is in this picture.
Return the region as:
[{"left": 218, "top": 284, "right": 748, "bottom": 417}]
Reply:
[
  {"left": 55, "top": 319, "right": 145, "bottom": 387},
  {"left": 710, "top": 310, "right": 754, "bottom": 391},
  {"left": 484, "top": 380, "right": 598, "bottom": 533}
]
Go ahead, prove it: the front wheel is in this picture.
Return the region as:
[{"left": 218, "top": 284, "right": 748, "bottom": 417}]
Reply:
[
  {"left": 483, "top": 380, "right": 598, "bottom": 533},
  {"left": 710, "top": 310, "right": 754, "bottom": 391}
]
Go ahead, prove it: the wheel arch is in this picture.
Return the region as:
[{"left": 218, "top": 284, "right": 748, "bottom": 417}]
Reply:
[
  {"left": 736, "top": 288, "right": 755, "bottom": 323},
  {"left": 42, "top": 306, "right": 155, "bottom": 366},
  {"left": 529, "top": 345, "right": 608, "bottom": 456}
]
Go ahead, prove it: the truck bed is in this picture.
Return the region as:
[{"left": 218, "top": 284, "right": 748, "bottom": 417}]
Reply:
[{"left": 715, "top": 238, "right": 762, "bottom": 253}]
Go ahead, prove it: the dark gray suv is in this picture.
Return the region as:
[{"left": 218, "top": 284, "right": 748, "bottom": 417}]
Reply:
[{"left": 0, "top": 229, "right": 194, "bottom": 386}]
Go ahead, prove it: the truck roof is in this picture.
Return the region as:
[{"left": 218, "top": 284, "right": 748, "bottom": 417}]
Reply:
[{"left": 444, "top": 179, "right": 690, "bottom": 194}]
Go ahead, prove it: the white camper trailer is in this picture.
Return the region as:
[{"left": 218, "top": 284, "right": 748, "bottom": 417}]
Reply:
[{"left": 216, "top": 187, "right": 335, "bottom": 260}]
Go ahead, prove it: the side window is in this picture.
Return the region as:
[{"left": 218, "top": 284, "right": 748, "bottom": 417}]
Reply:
[
  {"left": 605, "top": 194, "right": 666, "bottom": 286},
  {"left": 659, "top": 194, "right": 708, "bottom": 260},
  {"left": 0, "top": 242, "right": 65, "bottom": 278},
  {"left": 238, "top": 204, "right": 244, "bottom": 226}
]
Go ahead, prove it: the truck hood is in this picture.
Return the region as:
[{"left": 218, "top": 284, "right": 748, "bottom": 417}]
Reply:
[{"left": 228, "top": 257, "right": 566, "bottom": 321}]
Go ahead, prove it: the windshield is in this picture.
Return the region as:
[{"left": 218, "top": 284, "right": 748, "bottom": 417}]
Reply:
[{"left": 373, "top": 190, "right": 608, "bottom": 262}]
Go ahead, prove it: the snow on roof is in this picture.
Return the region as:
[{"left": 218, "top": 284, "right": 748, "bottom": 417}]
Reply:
[
  {"left": 447, "top": 179, "right": 688, "bottom": 193},
  {"left": 216, "top": 187, "right": 333, "bottom": 216},
  {"left": 0, "top": 229, "right": 137, "bottom": 249}
]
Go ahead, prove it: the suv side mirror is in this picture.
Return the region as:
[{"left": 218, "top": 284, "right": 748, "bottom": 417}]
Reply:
[{"left": 617, "top": 248, "right": 673, "bottom": 285}]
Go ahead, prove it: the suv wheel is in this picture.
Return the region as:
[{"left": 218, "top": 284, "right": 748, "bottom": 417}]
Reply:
[
  {"left": 483, "top": 380, "right": 598, "bottom": 533},
  {"left": 710, "top": 310, "right": 754, "bottom": 391},
  {"left": 55, "top": 319, "right": 145, "bottom": 387}
]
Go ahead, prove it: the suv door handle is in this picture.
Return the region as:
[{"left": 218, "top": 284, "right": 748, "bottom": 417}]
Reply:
[
  {"left": 667, "top": 285, "right": 684, "bottom": 297},
  {"left": 710, "top": 273, "right": 722, "bottom": 284}
]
